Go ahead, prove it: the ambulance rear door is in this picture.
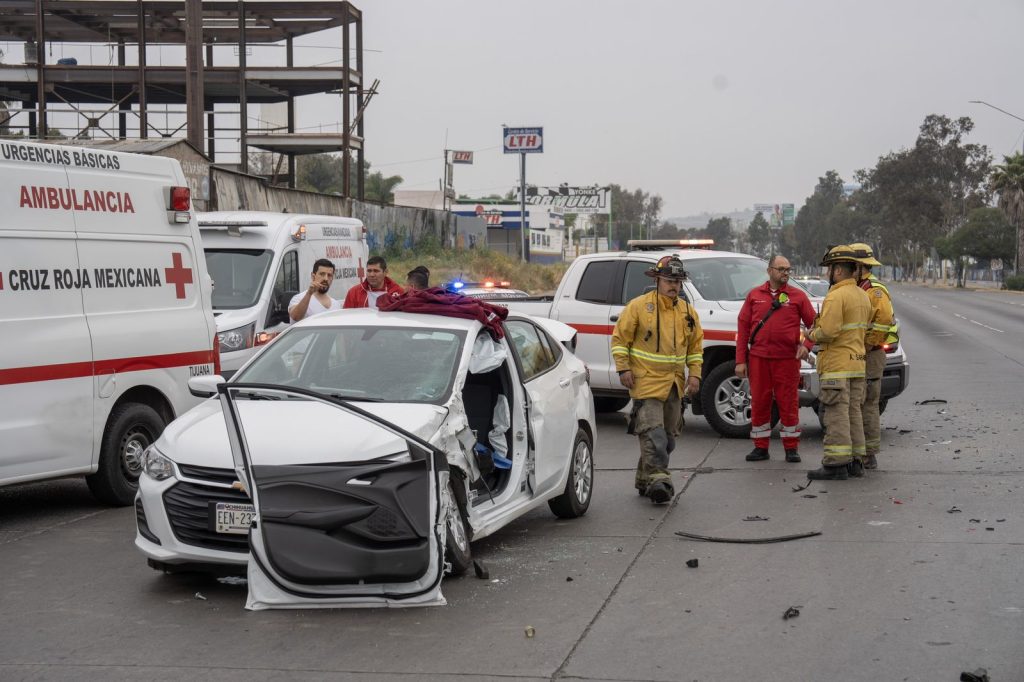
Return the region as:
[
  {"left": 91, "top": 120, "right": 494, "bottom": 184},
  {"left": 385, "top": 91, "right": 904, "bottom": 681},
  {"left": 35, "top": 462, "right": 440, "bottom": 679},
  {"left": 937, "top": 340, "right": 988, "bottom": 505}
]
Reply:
[{"left": 0, "top": 141, "right": 94, "bottom": 484}]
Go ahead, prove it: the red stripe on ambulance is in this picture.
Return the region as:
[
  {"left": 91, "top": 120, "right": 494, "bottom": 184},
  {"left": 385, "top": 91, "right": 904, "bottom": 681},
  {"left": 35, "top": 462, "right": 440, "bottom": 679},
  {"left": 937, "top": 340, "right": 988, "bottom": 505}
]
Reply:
[{"left": 0, "top": 350, "right": 217, "bottom": 386}]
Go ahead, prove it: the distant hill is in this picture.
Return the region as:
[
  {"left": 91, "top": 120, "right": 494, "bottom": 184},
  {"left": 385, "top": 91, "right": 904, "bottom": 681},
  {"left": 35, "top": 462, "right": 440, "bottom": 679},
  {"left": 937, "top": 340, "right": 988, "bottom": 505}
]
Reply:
[{"left": 665, "top": 209, "right": 758, "bottom": 233}]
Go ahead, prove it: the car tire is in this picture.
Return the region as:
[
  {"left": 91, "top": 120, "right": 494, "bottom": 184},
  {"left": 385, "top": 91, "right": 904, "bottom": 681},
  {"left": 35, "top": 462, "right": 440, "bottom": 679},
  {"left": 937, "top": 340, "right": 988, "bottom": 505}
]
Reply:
[
  {"left": 444, "top": 482, "right": 472, "bottom": 576},
  {"left": 878, "top": 398, "right": 888, "bottom": 415},
  {"left": 549, "top": 428, "right": 594, "bottom": 519},
  {"left": 87, "top": 403, "right": 165, "bottom": 506},
  {"left": 594, "top": 396, "right": 631, "bottom": 413},
  {"left": 701, "top": 361, "right": 781, "bottom": 439}
]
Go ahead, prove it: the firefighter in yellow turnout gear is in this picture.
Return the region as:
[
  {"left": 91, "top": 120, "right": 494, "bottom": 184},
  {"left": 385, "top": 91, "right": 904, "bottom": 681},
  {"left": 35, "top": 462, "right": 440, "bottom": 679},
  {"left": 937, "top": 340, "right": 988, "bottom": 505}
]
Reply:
[
  {"left": 850, "top": 243, "right": 898, "bottom": 470},
  {"left": 612, "top": 256, "right": 704, "bottom": 504},
  {"left": 806, "top": 246, "right": 872, "bottom": 480}
]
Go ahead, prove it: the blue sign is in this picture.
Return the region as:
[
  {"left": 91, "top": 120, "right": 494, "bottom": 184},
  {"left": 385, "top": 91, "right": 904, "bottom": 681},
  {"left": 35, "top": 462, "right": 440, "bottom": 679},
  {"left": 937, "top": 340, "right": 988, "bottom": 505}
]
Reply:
[{"left": 503, "top": 127, "right": 544, "bottom": 154}]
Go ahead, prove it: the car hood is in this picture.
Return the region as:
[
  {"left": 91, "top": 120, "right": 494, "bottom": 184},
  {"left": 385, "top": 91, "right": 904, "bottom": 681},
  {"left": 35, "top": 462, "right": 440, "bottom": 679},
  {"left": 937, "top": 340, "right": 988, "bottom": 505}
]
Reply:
[{"left": 159, "top": 399, "right": 449, "bottom": 468}]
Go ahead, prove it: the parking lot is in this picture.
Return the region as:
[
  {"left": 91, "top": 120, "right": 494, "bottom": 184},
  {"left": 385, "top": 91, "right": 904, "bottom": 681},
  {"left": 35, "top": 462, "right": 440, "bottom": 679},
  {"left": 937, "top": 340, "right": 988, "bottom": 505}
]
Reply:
[{"left": 2, "top": 284, "right": 1023, "bottom": 681}]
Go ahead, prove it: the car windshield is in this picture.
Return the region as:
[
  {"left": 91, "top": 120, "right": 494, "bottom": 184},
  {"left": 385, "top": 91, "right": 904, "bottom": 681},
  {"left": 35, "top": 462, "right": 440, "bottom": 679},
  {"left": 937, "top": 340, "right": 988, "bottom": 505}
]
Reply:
[
  {"left": 684, "top": 257, "right": 767, "bottom": 302},
  {"left": 235, "top": 325, "right": 466, "bottom": 404},
  {"left": 795, "top": 280, "right": 830, "bottom": 297},
  {"left": 205, "top": 249, "right": 273, "bottom": 310}
]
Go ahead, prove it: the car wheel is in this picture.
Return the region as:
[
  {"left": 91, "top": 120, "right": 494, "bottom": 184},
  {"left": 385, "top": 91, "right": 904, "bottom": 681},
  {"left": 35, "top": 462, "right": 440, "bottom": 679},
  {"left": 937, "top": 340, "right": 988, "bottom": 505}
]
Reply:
[
  {"left": 444, "top": 482, "right": 472, "bottom": 576},
  {"left": 701, "top": 361, "right": 752, "bottom": 438},
  {"left": 594, "top": 396, "right": 631, "bottom": 413},
  {"left": 549, "top": 428, "right": 593, "bottom": 519},
  {"left": 87, "top": 403, "right": 165, "bottom": 506}
]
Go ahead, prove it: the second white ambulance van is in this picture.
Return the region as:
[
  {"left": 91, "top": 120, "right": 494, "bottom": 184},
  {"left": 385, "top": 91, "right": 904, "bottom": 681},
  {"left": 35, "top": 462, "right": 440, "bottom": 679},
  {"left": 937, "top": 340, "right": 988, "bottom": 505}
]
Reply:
[
  {"left": 0, "top": 140, "right": 219, "bottom": 505},
  {"left": 197, "top": 211, "right": 368, "bottom": 375}
]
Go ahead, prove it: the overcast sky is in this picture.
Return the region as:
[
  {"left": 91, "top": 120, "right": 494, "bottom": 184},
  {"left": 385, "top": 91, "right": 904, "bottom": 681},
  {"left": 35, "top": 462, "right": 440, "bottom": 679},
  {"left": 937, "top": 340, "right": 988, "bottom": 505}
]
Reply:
[{"left": 342, "top": 0, "right": 1024, "bottom": 219}]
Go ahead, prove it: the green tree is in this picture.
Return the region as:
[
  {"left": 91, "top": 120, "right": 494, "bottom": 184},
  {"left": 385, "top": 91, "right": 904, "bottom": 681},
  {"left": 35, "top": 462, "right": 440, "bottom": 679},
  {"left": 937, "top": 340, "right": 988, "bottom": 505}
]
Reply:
[
  {"left": 989, "top": 153, "right": 1024, "bottom": 273},
  {"left": 793, "top": 170, "right": 846, "bottom": 266},
  {"left": 702, "top": 216, "right": 734, "bottom": 251},
  {"left": 746, "top": 212, "right": 772, "bottom": 258},
  {"left": 297, "top": 153, "right": 345, "bottom": 194},
  {"left": 364, "top": 168, "right": 404, "bottom": 204},
  {"left": 589, "top": 184, "right": 664, "bottom": 246}
]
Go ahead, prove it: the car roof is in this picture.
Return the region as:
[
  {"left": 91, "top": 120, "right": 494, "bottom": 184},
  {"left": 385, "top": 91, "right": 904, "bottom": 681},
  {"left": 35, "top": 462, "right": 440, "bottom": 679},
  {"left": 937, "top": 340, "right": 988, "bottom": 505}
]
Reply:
[{"left": 290, "top": 306, "right": 543, "bottom": 333}]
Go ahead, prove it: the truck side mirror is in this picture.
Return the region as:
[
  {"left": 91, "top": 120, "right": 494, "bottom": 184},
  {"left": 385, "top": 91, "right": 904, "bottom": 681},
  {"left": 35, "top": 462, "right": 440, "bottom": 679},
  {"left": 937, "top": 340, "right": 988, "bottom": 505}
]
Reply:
[{"left": 267, "top": 290, "right": 298, "bottom": 326}]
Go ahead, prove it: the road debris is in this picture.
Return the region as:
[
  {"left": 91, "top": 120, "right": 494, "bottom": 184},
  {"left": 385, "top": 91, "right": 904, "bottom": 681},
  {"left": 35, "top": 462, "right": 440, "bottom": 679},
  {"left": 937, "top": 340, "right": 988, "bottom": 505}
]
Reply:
[
  {"left": 473, "top": 560, "right": 490, "bottom": 580},
  {"left": 947, "top": 506, "right": 962, "bottom": 514},
  {"left": 524, "top": 626, "right": 536, "bottom": 638},
  {"left": 782, "top": 606, "right": 800, "bottom": 620},
  {"left": 791, "top": 480, "right": 812, "bottom": 493},
  {"left": 216, "top": 576, "right": 247, "bottom": 586},
  {"left": 194, "top": 592, "right": 207, "bottom": 601},
  {"left": 686, "top": 559, "right": 699, "bottom": 568},
  {"left": 802, "top": 494, "right": 818, "bottom": 499},
  {"left": 915, "top": 398, "right": 948, "bottom": 405},
  {"left": 743, "top": 515, "right": 770, "bottom": 522},
  {"left": 675, "top": 530, "right": 821, "bottom": 544},
  {"left": 969, "top": 518, "right": 981, "bottom": 523},
  {"left": 566, "top": 576, "right": 574, "bottom": 582},
  {"left": 960, "top": 668, "right": 990, "bottom": 682},
  {"left": 898, "top": 429, "right": 913, "bottom": 434}
]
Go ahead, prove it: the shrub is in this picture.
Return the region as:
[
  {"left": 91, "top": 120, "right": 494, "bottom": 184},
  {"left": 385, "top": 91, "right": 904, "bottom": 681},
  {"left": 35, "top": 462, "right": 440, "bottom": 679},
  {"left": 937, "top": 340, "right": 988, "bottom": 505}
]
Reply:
[{"left": 1004, "top": 274, "right": 1024, "bottom": 291}]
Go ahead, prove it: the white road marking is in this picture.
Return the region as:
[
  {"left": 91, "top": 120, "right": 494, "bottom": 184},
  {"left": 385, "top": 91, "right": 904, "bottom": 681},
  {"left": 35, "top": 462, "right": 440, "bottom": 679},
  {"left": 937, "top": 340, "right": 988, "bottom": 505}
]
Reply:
[{"left": 969, "top": 319, "right": 1005, "bottom": 333}]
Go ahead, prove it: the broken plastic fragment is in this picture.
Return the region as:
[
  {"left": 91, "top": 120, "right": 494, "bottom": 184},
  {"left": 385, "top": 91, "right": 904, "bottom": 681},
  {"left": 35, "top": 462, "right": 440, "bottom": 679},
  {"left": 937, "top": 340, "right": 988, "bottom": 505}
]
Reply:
[
  {"left": 524, "top": 626, "right": 536, "bottom": 638},
  {"left": 782, "top": 606, "right": 800, "bottom": 620},
  {"left": 802, "top": 494, "right": 817, "bottom": 499},
  {"left": 194, "top": 592, "right": 207, "bottom": 601},
  {"left": 960, "top": 668, "right": 990, "bottom": 682},
  {"left": 686, "top": 559, "right": 699, "bottom": 568},
  {"left": 915, "top": 398, "right": 947, "bottom": 405},
  {"left": 566, "top": 576, "right": 574, "bottom": 582},
  {"left": 947, "top": 506, "right": 961, "bottom": 514},
  {"left": 743, "top": 515, "right": 770, "bottom": 522},
  {"left": 473, "top": 559, "right": 490, "bottom": 580}
]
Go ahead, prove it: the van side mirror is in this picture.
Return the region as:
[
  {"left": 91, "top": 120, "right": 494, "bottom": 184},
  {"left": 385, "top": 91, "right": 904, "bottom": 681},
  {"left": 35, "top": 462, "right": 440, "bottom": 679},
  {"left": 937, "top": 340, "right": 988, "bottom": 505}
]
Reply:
[
  {"left": 188, "top": 375, "right": 225, "bottom": 398},
  {"left": 267, "top": 290, "right": 298, "bottom": 327}
]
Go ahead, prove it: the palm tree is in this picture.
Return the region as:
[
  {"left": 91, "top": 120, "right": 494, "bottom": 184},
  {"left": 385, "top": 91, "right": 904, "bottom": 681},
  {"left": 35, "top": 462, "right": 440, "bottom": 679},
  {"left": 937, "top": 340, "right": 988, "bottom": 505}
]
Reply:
[{"left": 990, "top": 153, "right": 1024, "bottom": 273}]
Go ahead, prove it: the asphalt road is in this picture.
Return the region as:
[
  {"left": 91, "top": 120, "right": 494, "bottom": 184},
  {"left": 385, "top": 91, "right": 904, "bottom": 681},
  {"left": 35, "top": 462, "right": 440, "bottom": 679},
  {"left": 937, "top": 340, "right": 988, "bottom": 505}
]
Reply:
[{"left": 1, "top": 283, "right": 1022, "bottom": 681}]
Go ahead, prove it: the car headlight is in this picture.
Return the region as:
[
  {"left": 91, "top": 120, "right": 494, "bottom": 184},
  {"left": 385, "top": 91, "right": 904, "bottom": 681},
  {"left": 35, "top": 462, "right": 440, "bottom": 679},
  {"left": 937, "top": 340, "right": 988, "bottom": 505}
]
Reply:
[
  {"left": 218, "top": 323, "right": 255, "bottom": 353},
  {"left": 143, "top": 446, "right": 176, "bottom": 481}
]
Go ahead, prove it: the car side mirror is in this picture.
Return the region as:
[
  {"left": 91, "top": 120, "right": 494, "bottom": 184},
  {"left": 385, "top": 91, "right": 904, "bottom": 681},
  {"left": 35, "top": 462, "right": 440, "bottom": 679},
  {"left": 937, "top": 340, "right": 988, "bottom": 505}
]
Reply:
[{"left": 188, "top": 374, "right": 226, "bottom": 398}]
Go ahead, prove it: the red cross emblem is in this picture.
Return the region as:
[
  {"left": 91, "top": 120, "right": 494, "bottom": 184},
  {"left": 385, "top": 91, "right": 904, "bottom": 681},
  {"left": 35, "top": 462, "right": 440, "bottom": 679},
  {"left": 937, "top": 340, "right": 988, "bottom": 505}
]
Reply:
[
  {"left": 357, "top": 257, "right": 365, "bottom": 280},
  {"left": 164, "top": 252, "right": 194, "bottom": 299}
]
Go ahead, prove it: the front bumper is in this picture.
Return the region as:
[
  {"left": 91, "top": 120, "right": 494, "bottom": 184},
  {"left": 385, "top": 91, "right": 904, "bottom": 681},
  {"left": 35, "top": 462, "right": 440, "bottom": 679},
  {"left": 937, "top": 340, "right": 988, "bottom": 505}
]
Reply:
[{"left": 134, "top": 465, "right": 250, "bottom": 569}]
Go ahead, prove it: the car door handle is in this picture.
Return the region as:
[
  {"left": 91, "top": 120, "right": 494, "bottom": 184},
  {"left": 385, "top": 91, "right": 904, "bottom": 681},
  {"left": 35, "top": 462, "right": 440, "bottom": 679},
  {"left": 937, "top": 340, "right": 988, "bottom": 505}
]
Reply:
[
  {"left": 559, "top": 378, "right": 571, "bottom": 388},
  {"left": 610, "top": 315, "right": 619, "bottom": 322}
]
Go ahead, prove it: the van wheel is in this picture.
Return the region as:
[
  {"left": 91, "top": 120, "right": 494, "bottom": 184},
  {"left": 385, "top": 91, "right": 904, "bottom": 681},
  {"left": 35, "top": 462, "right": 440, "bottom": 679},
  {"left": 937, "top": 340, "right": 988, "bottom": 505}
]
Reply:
[
  {"left": 87, "top": 403, "right": 165, "bottom": 507},
  {"left": 444, "top": 483, "right": 472, "bottom": 576},
  {"left": 594, "top": 396, "right": 631, "bottom": 413},
  {"left": 549, "top": 429, "right": 593, "bottom": 519}
]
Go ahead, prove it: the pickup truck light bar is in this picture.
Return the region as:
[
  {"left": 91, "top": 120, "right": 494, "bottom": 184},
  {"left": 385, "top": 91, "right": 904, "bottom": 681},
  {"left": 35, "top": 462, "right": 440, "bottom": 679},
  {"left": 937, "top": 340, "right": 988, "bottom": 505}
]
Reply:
[{"left": 627, "top": 239, "right": 715, "bottom": 251}]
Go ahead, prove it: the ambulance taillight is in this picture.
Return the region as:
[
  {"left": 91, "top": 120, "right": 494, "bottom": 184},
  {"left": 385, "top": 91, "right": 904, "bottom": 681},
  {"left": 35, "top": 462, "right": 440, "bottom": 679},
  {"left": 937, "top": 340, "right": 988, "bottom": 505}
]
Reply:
[{"left": 167, "top": 186, "right": 191, "bottom": 224}]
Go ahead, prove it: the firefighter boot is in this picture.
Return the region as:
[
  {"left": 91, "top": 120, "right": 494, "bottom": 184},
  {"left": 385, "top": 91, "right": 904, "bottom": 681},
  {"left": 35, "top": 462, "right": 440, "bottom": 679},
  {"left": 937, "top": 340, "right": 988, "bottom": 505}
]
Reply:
[
  {"left": 745, "top": 447, "right": 770, "bottom": 461},
  {"left": 807, "top": 465, "right": 849, "bottom": 481},
  {"left": 785, "top": 449, "right": 801, "bottom": 463},
  {"left": 646, "top": 479, "right": 674, "bottom": 505},
  {"left": 847, "top": 459, "right": 865, "bottom": 478},
  {"left": 863, "top": 454, "right": 878, "bottom": 469}
]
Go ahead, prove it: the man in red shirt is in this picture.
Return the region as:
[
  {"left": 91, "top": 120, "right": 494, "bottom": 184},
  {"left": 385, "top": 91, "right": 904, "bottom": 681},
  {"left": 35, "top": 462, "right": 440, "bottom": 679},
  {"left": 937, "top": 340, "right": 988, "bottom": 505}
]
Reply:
[
  {"left": 736, "top": 255, "right": 817, "bottom": 463},
  {"left": 343, "top": 255, "right": 404, "bottom": 309}
]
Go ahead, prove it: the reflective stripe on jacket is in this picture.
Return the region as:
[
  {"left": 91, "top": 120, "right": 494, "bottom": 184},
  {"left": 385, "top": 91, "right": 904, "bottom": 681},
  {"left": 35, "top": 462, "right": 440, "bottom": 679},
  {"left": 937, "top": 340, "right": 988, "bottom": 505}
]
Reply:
[
  {"left": 859, "top": 274, "right": 898, "bottom": 348},
  {"left": 808, "top": 278, "right": 871, "bottom": 380},
  {"left": 611, "top": 290, "right": 704, "bottom": 401}
]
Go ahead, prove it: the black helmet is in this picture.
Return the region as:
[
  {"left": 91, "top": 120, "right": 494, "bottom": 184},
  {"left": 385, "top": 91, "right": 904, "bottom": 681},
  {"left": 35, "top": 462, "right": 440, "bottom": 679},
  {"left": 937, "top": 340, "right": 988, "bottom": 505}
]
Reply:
[{"left": 645, "top": 256, "right": 688, "bottom": 281}]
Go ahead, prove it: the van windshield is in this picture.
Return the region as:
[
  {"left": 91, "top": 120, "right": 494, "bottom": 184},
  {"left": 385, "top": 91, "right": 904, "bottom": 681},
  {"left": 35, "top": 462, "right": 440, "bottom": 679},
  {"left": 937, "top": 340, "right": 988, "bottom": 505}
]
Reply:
[{"left": 205, "top": 249, "right": 273, "bottom": 310}]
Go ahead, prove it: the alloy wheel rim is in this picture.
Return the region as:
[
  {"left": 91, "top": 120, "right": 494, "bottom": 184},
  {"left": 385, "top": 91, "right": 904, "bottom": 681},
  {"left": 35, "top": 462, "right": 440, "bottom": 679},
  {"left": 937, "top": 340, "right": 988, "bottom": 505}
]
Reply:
[
  {"left": 715, "top": 377, "right": 752, "bottom": 427},
  {"left": 573, "top": 441, "right": 592, "bottom": 504}
]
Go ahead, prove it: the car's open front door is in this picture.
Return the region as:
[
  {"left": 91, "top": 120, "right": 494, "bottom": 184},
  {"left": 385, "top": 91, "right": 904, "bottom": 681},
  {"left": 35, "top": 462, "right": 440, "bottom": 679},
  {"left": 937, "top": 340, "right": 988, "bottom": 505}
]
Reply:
[{"left": 218, "top": 383, "right": 447, "bottom": 610}]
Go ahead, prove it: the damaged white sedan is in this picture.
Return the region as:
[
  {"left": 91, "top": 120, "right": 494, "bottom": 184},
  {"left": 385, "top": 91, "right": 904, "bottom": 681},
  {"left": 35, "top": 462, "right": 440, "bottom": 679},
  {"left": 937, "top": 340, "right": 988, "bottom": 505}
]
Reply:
[{"left": 135, "top": 307, "right": 595, "bottom": 608}]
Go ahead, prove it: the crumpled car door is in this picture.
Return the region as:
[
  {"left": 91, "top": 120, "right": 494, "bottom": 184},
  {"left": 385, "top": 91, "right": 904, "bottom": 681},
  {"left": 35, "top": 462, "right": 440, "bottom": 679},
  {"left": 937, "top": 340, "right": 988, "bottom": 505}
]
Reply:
[{"left": 218, "top": 383, "right": 447, "bottom": 609}]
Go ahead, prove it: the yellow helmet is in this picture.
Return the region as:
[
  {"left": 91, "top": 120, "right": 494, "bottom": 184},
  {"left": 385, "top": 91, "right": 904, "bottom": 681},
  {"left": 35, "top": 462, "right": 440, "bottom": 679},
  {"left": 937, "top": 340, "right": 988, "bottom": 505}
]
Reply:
[
  {"left": 849, "top": 242, "right": 882, "bottom": 266},
  {"left": 819, "top": 244, "right": 859, "bottom": 267}
]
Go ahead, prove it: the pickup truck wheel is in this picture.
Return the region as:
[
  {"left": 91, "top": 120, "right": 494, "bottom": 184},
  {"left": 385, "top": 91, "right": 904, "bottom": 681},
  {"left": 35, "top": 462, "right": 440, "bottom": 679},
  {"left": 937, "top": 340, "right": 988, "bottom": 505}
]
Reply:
[
  {"left": 594, "top": 396, "right": 631, "bottom": 413},
  {"left": 444, "top": 482, "right": 472, "bottom": 576},
  {"left": 549, "top": 429, "right": 593, "bottom": 519},
  {"left": 701, "top": 361, "right": 754, "bottom": 439},
  {"left": 87, "top": 403, "right": 165, "bottom": 506}
]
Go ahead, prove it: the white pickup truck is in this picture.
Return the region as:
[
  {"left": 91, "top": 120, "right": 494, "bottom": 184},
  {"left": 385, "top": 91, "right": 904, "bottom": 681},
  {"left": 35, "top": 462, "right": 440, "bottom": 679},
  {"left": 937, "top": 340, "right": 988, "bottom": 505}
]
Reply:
[{"left": 494, "top": 240, "right": 909, "bottom": 438}]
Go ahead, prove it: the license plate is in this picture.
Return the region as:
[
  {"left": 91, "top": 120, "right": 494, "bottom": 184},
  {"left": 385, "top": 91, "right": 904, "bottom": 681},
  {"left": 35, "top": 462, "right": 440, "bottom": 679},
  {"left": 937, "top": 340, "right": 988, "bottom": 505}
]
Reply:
[{"left": 214, "top": 502, "right": 255, "bottom": 535}]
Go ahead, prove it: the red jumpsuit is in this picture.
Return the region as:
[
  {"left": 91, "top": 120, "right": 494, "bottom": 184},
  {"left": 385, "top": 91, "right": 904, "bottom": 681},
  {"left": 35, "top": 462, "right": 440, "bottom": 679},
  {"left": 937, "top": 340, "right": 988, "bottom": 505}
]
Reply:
[{"left": 736, "top": 282, "right": 817, "bottom": 451}]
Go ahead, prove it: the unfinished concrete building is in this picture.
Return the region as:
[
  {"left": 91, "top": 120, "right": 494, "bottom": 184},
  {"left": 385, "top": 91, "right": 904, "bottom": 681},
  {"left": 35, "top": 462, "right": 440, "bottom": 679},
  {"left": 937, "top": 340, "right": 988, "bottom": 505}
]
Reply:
[{"left": 0, "top": 0, "right": 367, "bottom": 197}]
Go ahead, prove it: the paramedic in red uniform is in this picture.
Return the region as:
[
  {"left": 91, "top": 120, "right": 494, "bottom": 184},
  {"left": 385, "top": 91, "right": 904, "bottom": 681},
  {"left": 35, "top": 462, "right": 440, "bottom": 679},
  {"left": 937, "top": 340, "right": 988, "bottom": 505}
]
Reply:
[
  {"left": 735, "top": 255, "right": 817, "bottom": 463},
  {"left": 343, "top": 255, "right": 404, "bottom": 308}
]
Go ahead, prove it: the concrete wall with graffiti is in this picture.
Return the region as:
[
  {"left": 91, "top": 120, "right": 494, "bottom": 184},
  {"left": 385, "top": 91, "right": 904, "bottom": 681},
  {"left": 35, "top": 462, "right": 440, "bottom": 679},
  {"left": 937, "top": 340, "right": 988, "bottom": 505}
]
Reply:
[{"left": 210, "top": 166, "right": 486, "bottom": 251}]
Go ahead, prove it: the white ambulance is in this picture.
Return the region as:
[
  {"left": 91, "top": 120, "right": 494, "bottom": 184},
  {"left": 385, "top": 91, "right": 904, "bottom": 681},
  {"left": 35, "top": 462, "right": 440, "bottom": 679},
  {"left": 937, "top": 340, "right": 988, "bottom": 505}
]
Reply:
[
  {"left": 197, "top": 211, "right": 367, "bottom": 376},
  {"left": 0, "top": 140, "right": 219, "bottom": 506}
]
